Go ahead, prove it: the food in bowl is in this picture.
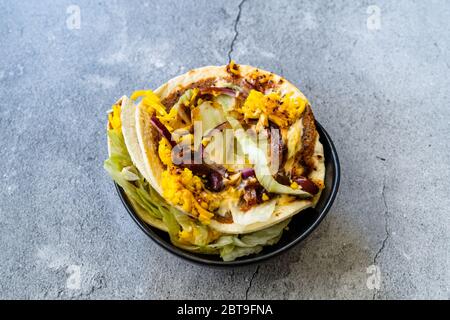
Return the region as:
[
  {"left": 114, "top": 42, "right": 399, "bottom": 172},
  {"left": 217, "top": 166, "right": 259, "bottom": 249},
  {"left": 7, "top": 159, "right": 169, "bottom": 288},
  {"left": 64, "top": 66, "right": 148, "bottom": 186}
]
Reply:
[{"left": 104, "top": 61, "right": 325, "bottom": 261}]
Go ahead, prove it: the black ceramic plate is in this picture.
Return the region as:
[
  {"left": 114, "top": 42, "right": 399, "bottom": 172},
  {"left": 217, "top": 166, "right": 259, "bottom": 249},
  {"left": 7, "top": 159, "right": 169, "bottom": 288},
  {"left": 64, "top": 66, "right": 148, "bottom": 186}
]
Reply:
[{"left": 115, "top": 121, "right": 340, "bottom": 266}]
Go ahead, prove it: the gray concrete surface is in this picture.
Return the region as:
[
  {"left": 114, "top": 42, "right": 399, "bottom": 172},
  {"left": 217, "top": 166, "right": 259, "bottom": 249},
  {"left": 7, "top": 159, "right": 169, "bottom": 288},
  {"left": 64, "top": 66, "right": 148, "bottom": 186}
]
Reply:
[{"left": 0, "top": 0, "right": 449, "bottom": 299}]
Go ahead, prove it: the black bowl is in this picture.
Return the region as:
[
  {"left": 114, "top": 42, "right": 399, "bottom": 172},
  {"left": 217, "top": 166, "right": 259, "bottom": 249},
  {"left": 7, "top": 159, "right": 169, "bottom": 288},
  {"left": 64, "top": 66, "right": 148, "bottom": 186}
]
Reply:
[{"left": 115, "top": 121, "right": 340, "bottom": 266}]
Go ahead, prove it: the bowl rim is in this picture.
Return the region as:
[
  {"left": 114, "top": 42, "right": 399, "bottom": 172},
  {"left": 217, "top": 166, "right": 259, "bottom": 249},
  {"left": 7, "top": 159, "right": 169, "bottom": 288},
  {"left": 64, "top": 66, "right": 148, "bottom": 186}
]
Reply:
[{"left": 114, "top": 120, "right": 340, "bottom": 267}]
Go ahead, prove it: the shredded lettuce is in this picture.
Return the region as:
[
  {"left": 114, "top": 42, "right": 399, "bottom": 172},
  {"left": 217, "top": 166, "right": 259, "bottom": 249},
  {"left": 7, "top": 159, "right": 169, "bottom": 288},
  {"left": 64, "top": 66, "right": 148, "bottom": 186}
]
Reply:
[
  {"left": 227, "top": 116, "right": 312, "bottom": 198},
  {"left": 105, "top": 130, "right": 162, "bottom": 220},
  {"left": 192, "top": 101, "right": 227, "bottom": 136},
  {"left": 176, "top": 218, "right": 290, "bottom": 261},
  {"left": 221, "top": 82, "right": 242, "bottom": 91},
  {"left": 220, "top": 246, "right": 264, "bottom": 262},
  {"left": 176, "top": 88, "right": 197, "bottom": 107},
  {"left": 104, "top": 127, "right": 289, "bottom": 261},
  {"left": 214, "top": 94, "right": 235, "bottom": 112},
  {"left": 221, "top": 112, "right": 300, "bottom": 197},
  {"left": 209, "top": 218, "right": 290, "bottom": 261}
]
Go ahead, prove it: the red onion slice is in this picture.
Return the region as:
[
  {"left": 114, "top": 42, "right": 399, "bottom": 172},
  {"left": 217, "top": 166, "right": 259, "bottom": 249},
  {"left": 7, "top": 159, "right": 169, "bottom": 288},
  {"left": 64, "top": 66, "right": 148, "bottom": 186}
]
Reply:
[
  {"left": 294, "top": 177, "right": 319, "bottom": 195},
  {"left": 241, "top": 168, "right": 256, "bottom": 179},
  {"left": 150, "top": 115, "right": 176, "bottom": 147},
  {"left": 208, "top": 171, "right": 224, "bottom": 192}
]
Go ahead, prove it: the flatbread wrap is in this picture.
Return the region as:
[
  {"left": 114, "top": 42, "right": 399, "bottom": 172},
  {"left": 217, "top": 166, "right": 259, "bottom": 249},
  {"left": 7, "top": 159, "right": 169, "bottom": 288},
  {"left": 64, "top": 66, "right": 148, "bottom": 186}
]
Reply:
[{"left": 105, "top": 61, "right": 325, "bottom": 261}]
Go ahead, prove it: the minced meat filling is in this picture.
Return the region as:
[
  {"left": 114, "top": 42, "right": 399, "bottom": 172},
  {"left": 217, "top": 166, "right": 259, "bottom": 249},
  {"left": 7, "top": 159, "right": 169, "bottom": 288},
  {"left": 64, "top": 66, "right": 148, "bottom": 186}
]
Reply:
[{"left": 300, "top": 105, "right": 317, "bottom": 172}]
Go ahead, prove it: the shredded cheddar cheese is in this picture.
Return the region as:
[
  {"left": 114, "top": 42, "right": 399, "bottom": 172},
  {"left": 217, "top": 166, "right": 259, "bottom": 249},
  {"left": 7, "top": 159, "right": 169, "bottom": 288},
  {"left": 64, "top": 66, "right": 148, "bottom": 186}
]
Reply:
[
  {"left": 131, "top": 89, "right": 182, "bottom": 132},
  {"left": 108, "top": 103, "right": 122, "bottom": 132},
  {"left": 194, "top": 201, "right": 214, "bottom": 225},
  {"left": 131, "top": 90, "right": 167, "bottom": 116},
  {"left": 241, "top": 90, "right": 266, "bottom": 118},
  {"left": 160, "top": 167, "right": 215, "bottom": 225},
  {"left": 157, "top": 106, "right": 178, "bottom": 132},
  {"left": 228, "top": 60, "right": 240, "bottom": 76},
  {"left": 161, "top": 169, "right": 193, "bottom": 213},
  {"left": 185, "top": 88, "right": 199, "bottom": 106},
  {"left": 178, "top": 225, "right": 220, "bottom": 245},
  {"left": 240, "top": 90, "right": 308, "bottom": 128},
  {"left": 158, "top": 138, "right": 172, "bottom": 166},
  {"left": 180, "top": 168, "right": 204, "bottom": 192},
  {"left": 178, "top": 229, "right": 193, "bottom": 243}
]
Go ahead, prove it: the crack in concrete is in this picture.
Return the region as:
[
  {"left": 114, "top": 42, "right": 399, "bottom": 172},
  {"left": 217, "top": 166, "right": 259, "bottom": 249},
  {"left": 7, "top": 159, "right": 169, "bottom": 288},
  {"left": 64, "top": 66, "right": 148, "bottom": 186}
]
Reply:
[
  {"left": 433, "top": 41, "right": 450, "bottom": 70},
  {"left": 372, "top": 179, "right": 390, "bottom": 299},
  {"left": 245, "top": 265, "right": 259, "bottom": 299},
  {"left": 228, "top": 0, "right": 247, "bottom": 62}
]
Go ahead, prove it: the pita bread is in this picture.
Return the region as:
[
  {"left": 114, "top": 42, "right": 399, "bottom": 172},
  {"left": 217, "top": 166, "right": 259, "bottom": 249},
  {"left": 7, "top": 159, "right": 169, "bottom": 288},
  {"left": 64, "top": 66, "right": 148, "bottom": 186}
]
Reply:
[{"left": 131, "top": 65, "right": 325, "bottom": 234}]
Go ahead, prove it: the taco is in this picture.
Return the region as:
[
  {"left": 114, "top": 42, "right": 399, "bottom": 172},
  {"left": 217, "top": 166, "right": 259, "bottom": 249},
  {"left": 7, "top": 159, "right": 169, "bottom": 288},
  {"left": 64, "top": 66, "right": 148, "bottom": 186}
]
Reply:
[{"left": 104, "top": 61, "right": 325, "bottom": 261}]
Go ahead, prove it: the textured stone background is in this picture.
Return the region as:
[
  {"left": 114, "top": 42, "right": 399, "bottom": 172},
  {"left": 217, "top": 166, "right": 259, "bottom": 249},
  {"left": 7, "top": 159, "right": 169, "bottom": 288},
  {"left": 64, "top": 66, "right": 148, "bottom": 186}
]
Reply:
[{"left": 0, "top": 0, "right": 449, "bottom": 299}]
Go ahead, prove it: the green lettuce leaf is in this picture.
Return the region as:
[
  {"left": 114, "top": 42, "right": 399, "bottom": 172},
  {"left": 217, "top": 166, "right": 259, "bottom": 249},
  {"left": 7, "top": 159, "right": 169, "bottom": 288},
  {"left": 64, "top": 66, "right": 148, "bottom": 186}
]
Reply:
[
  {"left": 227, "top": 116, "right": 312, "bottom": 198},
  {"left": 104, "top": 127, "right": 290, "bottom": 261},
  {"left": 216, "top": 218, "right": 290, "bottom": 261}
]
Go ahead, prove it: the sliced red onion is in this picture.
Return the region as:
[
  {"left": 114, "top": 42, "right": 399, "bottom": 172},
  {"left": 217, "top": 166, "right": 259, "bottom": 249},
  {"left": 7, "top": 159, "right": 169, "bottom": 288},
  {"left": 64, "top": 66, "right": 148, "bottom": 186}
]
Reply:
[
  {"left": 241, "top": 184, "right": 265, "bottom": 211},
  {"left": 294, "top": 177, "right": 319, "bottom": 195},
  {"left": 274, "top": 173, "right": 290, "bottom": 186},
  {"left": 150, "top": 115, "right": 176, "bottom": 147},
  {"left": 241, "top": 168, "right": 255, "bottom": 179},
  {"left": 200, "top": 87, "right": 237, "bottom": 97},
  {"left": 183, "top": 163, "right": 224, "bottom": 192},
  {"left": 181, "top": 163, "right": 209, "bottom": 176},
  {"left": 243, "top": 186, "right": 258, "bottom": 207},
  {"left": 151, "top": 112, "right": 227, "bottom": 192},
  {"left": 208, "top": 171, "right": 224, "bottom": 192},
  {"left": 173, "top": 149, "right": 226, "bottom": 192},
  {"left": 240, "top": 79, "right": 254, "bottom": 99}
]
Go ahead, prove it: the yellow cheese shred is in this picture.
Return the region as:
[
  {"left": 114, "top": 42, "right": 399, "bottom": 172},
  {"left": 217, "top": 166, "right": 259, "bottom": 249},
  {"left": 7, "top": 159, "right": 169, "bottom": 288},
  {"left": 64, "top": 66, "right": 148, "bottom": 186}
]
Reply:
[
  {"left": 108, "top": 103, "right": 122, "bottom": 132},
  {"left": 158, "top": 138, "right": 173, "bottom": 166},
  {"left": 131, "top": 90, "right": 167, "bottom": 116},
  {"left": 160, "top": 167, "right": 215, "bottom": 225},
  {"left": 241, "top": 90, "right": 308, "bottom": 128}
]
